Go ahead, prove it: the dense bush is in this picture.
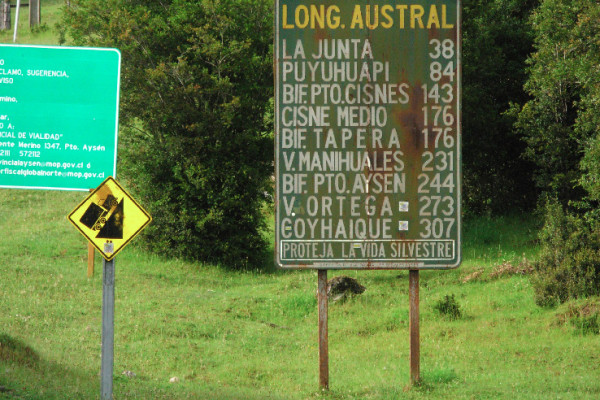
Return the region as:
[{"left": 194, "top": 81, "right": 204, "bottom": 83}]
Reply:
[
  {"left": 63, "top": 0, "right": 274, "bottom": 268},
  {"left": 433, "top": 294, "right": 463, "bottom": 320},
  {"left": 517, "top": 1, "right": 600, "bottom": 306},
  {"left": 515, "top": 0, "right": 600, "bottom": 205},
  {"left": 60, "top": 0, "right": 600, "bottom": 277},
  {"left": 571, "top": 313, "right": 600, "bottom": 336},
  {"left": 581, "top": 135, "right": 600, "bottom": 209},
  {"left": 461, "top": 0, "right": 539, "bottom": 214},
  {"left": 532, "top": 200, "right": 600, "bottom": 306}
]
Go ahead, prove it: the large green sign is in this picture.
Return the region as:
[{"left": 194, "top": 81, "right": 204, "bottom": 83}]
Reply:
[
  {"left": 0, "top": 44, "right": 120, "bottom": 191},
  {"left": 275, "top": 0, "right": 461, "bottom": 269}
]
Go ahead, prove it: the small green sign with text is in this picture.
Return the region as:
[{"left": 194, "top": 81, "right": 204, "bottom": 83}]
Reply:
[{"left": 0, "top": 44, "right": 120, "bottom": 191}]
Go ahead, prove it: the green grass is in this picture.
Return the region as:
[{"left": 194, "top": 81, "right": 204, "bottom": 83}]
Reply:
[
  {"left": 1, "top": 190, "right": 599, "bottom": 399},
  {"left": 0, "top": 0, "right": 64, "bottom": 45},
  {"left": 2, "top": 5, "right": 600, "bottom": 400}
]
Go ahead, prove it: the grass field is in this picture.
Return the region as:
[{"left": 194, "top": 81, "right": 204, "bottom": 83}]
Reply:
[
  {"left": 0, "top": 0, "right": 64, "bottom": 45},
  {"left": 2, "top": 190, "right": 600, "bottom": 400},
  {"left": 2, "top": 3, "right": 600, "bottom": 399}
]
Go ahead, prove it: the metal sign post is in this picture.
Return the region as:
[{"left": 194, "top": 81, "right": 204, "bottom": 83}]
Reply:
[
  {"left": 12, "top": 0, "right": 20, "bottom": 42},
  {"left": 100, "top": 258, "right": 115, "bottom": 400},
  {"left": 68, "top": 177, "right": 151, "bottom": 399}
]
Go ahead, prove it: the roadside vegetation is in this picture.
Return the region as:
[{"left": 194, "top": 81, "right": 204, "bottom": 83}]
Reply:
[
  {"left": 1, "top": 189, "right": 599, "bottom": 400},
  {"left": 2, "top": 0, "right": 600, "bottom": 398}
]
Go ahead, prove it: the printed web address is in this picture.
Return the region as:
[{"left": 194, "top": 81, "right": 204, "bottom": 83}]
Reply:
[
  {"left": 0, "top": 168, "right": 104, "bottom": 179},
  {"left": 0, "top": 160, "right": 87, "bottom": 169}
]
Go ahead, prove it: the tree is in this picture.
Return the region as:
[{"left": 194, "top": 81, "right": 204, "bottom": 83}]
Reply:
[
  {"left": 575, "top": 3, "right": 600, "bottom": 207},
  {"left": 63, "top": 0, "right": 274, "bottom": 268},
  {"left": 515, "top": 0, "right": 600, "bottom": 206},
  {"left": 462, "top": 0, "right": 539, "bottom": 214},
  {"left": 520, "top": 0, "right": 600, "bottom": 306}
]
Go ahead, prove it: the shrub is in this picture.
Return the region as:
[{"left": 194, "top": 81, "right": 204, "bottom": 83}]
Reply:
[
  {"left": 433, "top": 294, "right": 462, "bottom": 320},
  {"left": 515, "top": 0, "right": 600, "bottom": 205},
  {"left": 556, "top": 298, "right": 600, "bottom": 335},
  {"left": 63, "top": 0, "right": 274, "bottom": 268},
  {"left": 461, "top": 0, "right": 539, "bottom": 214},
  {"left": 532, "top": 200, "right": 600, "bottom": 306},
  {"left": 581, "top": 134, "right": 600, "bottom": 205},
  {"left": 571, "top": 314, "right": 600, "bottom": 335}
]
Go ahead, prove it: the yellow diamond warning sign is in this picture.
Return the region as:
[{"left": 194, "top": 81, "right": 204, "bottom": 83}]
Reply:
[{"left": 68, "top": 177, "right": 151, "bottom": 261}]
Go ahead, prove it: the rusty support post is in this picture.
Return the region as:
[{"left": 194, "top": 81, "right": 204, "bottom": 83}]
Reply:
[
  {"left": 0, "top": 1, "right": 10, "bottom": 30},
  {"left": 317, "top": 269, "right": 329, "bottom": 390},
  {"left": 87, "top": 189, "right": 95, "bottom": 278},
  {"left": 409, "top": 269, "right": 420, "bottom": 385},
  {"left": 29, "top": 0, "right": 40, "bottom": 28},
  {"left": 87, "top": 243, "right": 95, "bottom": 277}
]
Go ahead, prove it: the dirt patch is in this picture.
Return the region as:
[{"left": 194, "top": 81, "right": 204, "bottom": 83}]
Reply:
[
  {"left": 489, "top": 258, "right": 534, "bottom": 279},
  {"left": 461, "top": 268, "right": 484, "bottom": 283},
  {"left": 556, "top": 299, "right": 600, "bottom": 324}
]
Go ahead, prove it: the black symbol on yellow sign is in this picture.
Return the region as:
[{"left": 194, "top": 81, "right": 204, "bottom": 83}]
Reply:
[
  {"left": 67, "top": 177, "right": 151, "bottom": 261},
  {"left": 79, "top": 194, "right": 124, "bottom": 239}
]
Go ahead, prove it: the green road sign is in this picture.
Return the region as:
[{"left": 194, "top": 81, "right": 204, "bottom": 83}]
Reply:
[
  {"left": 275, "top": 0, "right": 461, "bottom": 269},
  {"left": 0, "top": 44, "right": 120, "bottom": 191}
]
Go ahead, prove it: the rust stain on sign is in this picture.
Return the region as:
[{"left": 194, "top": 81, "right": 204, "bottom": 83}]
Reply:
[{"left": 275, "top": 0, "right": 462, "bottom": 270}]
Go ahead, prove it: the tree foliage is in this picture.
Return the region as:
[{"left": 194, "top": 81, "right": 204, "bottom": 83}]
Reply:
[
  {"left": 522, "top": 0, "right": 600, "bottom": 306},
  {"left": 533, "top": 200, "right": 600, "bottom": 306},
  {"left": 575, "top": 3, "right": 600, "bottom": 205},
  {"left": 63, "top": 0, "right": 274, "bottom": 268},
  {"left": 515, "top": 0, "right": 600, "bottom": 205},
  {"left": 60, "top": 0, "right": 600, "bottom": 278},
  {"left": 462, "top": 0, "right": 539, "bottom": 214}
]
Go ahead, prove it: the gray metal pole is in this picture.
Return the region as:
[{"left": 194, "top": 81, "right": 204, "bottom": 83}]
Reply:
[
  {"left": 13, "top": 0, "right": 21, "bottom": 43},
  {"left": 101, "top": 258, "right": 115, "bottom": 400}
]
